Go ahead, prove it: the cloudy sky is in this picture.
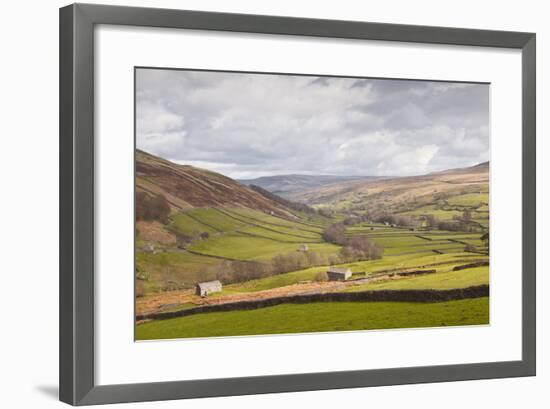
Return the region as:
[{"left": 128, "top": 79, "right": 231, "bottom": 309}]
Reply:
[{"left": 136, "top": 68, "right": 489, "bottom": 179}]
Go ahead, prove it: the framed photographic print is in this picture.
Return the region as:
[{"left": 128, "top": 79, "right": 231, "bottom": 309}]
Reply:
[{"left": 59, "top": 3, "right": 536, "bottom": 406}]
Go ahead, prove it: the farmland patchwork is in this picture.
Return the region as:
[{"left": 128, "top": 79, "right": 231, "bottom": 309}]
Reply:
[{"left": 135, "top": 150, "right": 489, "bottom": 340}]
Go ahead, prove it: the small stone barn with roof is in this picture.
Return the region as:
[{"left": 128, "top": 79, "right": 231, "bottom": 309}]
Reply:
[
  {"left": 195, "top": 280, "right": 223, "bottom": 297},
  {"left": 326, "top": 267, "right": 352, "bottom": 281}
]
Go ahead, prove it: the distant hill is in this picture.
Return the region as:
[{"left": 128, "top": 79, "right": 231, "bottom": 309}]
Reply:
[
  {"left": 136, "top": 150, "right": 489, "bottom": 217},
  {"left": 238, "top": 174, "right": 386, "bottom": 198},
  {"left": 136, "top": 150, "right": 293, "bottom": 216},
  {"left": 428, "top": 161, "right": 489, "bottom": 176},
  {"left": 248, "top": 184, "right": 316, "bottom": 214},
  {"left": 289, "top": 162, "right": 490, "bottom": 213},
  {"left": 471, "top": 161, "right": 489, "bottom": 169}
]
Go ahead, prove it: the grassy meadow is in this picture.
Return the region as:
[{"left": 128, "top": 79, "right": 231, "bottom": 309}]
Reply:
[{"left": 136, "top": 297, "right": 489, "bottom": 340}]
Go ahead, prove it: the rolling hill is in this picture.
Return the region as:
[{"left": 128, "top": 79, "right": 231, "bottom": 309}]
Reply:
[
  {"left": 136, "top": 149, "right": 293, "bottom": 217},
  {"left": 238, "top": 174, "right": 386, "bottom": 198},
  {"left": 287, "top": 162, "right": 489, "bottom": 214}
]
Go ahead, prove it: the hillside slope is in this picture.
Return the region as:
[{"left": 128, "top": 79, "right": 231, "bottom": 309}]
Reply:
[
  {"left": 239, "top": 174, "right": 386, "bottom": 198},
  {"left": 136, "top": 150, "right": 292, "bottom": 216},
  {"left": 289, "top": 162, "right": 489, "bottom": 213}
]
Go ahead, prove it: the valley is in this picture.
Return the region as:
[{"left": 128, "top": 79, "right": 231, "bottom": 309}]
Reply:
[{"left": 134, "top": 149, "right": 490, "bottom": 340}]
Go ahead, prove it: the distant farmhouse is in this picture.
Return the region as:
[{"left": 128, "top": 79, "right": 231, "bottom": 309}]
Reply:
[
  {"left": 327, "top": 267, "right": 352, "bottom": 281},
  {"left": 299, "top": 244, "right": 309, "bottom": 252},
  {"left": 195, "top": 280, "right": 222, "bottom": 297}
]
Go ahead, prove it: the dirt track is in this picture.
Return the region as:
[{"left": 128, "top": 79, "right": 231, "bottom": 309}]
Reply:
[
  {"left": 135, "top": 271, "right": 423, "bottom": 316},
  {"left": 136, "top": 281, "right": 349, "bottom": 316}
]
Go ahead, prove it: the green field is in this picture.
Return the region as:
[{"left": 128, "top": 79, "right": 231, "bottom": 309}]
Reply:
[
  {"left": 138, "top": 207, "right": 340, "bottom": 294},
  {"left": 367, "top": 235, "right": 428, "bottom": 247},
  {"left": 343, "top": 266, "right": 489, "bottom": 292},
  {"left": 136, "top": 297, "right": 489, "bottom": 340},
  {"left": 136, "top": 251, "right": 221, "bottom": 294},
  {"left": 137, "top": 192, "right": 489, "bottom": 338},
  {"left": 222, "top": 252, "right": 487, "bottom": 293},
  {"left": 169, "top": 208, "right": 323, "bottom": 241},
  {"left": 184, "top": 208, "right": 250, "bottom": 232},
  {"left": 168, "top": 212, "right": 218, "bottom": 236},
  {"left": 137, "top": 209, "right": 488, "bottom": 295},
  {"left": 224, "top": 208, "right": 325, "bottom": 232},
  {"left": 344, "top": 223, "right": 487, "bottom": 256},
  {"left": 189, "top": 232, "right": 339, "bottom": 261},
  {"left": 223, "top": 265, "right": 329, "bottom": 293},
  {"left": 237, "top": 225, "right": 321, "bottom": 242},
  {"left": 395, "top": 193, "right": 489, "bottom": 231},
  {"left": 447, "top": 192, "right": 489, "bottom": 206},
  {"left": 399, "top": 205, "right": 464, "bottom": 220},
  {"left": 356, "top": 232, "right": 473, "bottom": 254}
]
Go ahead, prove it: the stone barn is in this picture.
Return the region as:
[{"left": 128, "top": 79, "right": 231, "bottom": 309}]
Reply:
[
  {"left": 326, "top": 267, "right": 352, "bottom": 281},
  {"left": 195, "top": 280, "right": 222, "bottom": 297},
  {"left": 299, "top": 244, "right": 309, "bottom": 252}
]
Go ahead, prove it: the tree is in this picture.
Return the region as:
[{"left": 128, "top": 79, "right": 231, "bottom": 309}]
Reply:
[
  {"left": 424, "top": 214, "right": 437, "bottom": 228},
  {"left": 150, "top": 194, "right": 171, "bottom": 223},
  {"left": 322, "top": 223, "right": 347, "bottom": 245},
  {"left": 136, "top": 192, "right": 151, "bottom": 220},
  {"left": 338, "top": 236, "right": 383, "bottom": 262},
  {"left": 136, "top": 192, "right": 170, "bottom": 223},
  {"left": 338, "top": 246, "right": 355, "bottom": 263}
]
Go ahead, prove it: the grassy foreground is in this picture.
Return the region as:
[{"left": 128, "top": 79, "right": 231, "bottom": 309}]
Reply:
[{"left": 136, "top": 297, "right": 489, "bottom": 340}]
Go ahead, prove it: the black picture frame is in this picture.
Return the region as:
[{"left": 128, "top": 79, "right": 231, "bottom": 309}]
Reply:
[{"left": 59, "top": 3, "right": 536, "bottom": 406}]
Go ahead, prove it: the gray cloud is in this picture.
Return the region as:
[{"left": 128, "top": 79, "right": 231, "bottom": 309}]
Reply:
[{"left": 136, "top": 69, "right": 489, "bottom": 179}]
